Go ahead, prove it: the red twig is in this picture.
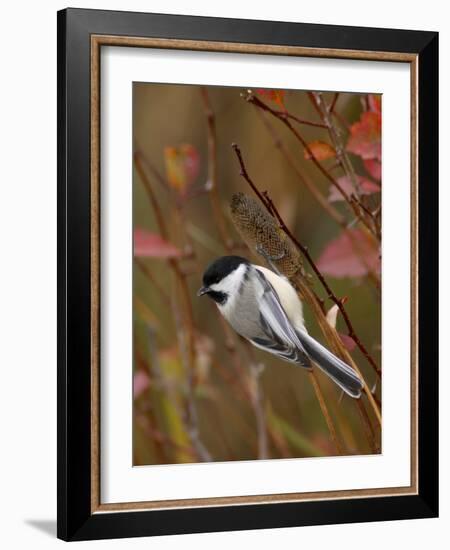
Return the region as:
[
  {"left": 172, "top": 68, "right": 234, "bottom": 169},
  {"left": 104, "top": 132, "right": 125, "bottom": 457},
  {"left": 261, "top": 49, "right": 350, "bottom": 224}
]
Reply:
[
  {"left": 251, "top": 97, "right": 327, "bottom": 129},
  {"left": 282, "top": 112, "right": 328, "bottom": 129},
  {"left": 329, "top": 92, "right": 340, "bottom": 113},
  {"left": 231, "top": 143, "right": 270, "bottom": 208}
]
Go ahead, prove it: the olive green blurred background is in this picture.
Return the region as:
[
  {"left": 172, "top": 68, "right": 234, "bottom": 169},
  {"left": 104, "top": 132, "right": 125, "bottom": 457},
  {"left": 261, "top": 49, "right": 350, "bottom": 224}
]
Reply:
[{"left": 133, "top": 83, "right": 381, "bottom": 465}]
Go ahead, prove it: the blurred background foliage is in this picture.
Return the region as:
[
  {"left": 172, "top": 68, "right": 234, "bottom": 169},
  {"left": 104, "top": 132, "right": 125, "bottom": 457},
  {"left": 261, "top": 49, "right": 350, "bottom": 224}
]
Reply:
[{"left": 132, "top": 83, "right": 382, "bottom": 465}]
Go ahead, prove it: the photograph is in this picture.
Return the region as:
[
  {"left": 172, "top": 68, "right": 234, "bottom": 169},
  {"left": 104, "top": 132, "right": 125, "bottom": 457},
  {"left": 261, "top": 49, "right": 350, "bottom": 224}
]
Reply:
[
  {"left": 132, "top": 83, "right": 382, "bottom": 465},
  {"left": 54, "top": 6, "right": 438, "bottom": 542}
]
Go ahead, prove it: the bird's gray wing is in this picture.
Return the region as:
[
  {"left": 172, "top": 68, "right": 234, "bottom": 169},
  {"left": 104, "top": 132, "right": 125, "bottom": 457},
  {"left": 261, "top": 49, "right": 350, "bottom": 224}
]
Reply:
[{"left": 251, "top": 270, "right": 311, "bottom": 368}]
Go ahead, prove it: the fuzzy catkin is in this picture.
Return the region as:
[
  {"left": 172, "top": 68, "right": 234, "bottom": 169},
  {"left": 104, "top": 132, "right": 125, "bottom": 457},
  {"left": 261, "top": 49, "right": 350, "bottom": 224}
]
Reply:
[{"left": 230, "top": 192, "right": 304, "bottom": 278}]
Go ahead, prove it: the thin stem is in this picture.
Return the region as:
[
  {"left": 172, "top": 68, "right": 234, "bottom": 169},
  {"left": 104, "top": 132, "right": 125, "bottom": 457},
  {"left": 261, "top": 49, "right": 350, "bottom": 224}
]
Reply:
[
  {"left": 332, "top": 110, "right": 351, "bottom": 132},
  {"left": 329, "top": 92, "right": 340, "bottom": 113},
  {"left": 200, "top": 87, "right": 234, "bottom": 251},
  {"left": 282, "top": 112, "right": 328, "bottom": 129},
  {"left": 357, "top": 198, "right": 382, "bottom": 241},
  {"left": 249, "top": 363, "right": 269, "bottom": 459},
  {"left": 134, "top": 152, "right": 169, "bottom": 239},
  {"left": 308, "top": 91, "right": 361, "bottom": 200},
  {"left": 231, "top": 143, "right": 271, "bottom": 207},
  {"left": 308, "top": 370, "right": 344, "bottom": 455},
  {"left": 355, "top": 399, "right": 380, "bottom": 453},
  {"left": 133, "top": 144, "right": 169, "bottom": 192},
  {"left": 215, "top": 313, "right": 286, "bottom": 458},
  {"left": 135, "top": 414, "right": 195, "bottom": 461},
  {"left": 135, "top": 258, "right": 171, "bottom": 306},
  {"left": 171, "top": 292, "right": 212, "bottom": 462}
]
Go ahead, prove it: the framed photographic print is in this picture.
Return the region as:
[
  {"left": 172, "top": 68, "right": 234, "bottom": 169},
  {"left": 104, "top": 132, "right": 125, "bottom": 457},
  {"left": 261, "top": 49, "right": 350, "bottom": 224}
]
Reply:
[{"left": 57, "top": 8, "right": 438, "bottom": 541}]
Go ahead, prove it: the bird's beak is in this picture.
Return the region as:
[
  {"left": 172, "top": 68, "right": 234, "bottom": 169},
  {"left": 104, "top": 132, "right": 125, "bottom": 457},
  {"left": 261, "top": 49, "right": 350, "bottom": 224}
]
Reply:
[{"left": 197, "top": 286, "right": 209, "bottom": 297}]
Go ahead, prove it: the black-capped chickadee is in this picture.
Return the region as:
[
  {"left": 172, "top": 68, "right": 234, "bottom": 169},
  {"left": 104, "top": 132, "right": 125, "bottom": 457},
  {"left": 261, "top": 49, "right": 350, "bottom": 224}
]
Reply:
[{"left": 197, "top": 256, "right": 363, "bottom": 398}]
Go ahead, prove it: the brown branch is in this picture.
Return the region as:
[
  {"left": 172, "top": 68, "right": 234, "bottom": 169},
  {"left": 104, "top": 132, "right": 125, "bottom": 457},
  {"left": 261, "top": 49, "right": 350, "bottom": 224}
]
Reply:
[
  {"left": 200, "top": 87, "right": 234, "bottom": 251},
  {"left": 237, "top": 339, "right": 270, "bottom": 460},
  {"left": 329, "top": 92, "right": 340, "bottom": 113},
  {"left": 134, "top": 151, "right": 169, "bottom": 239},
  {"left": 373, "top": 390, "right": 381, "bottom": 410},
  {"left": 308, "top": 91, "right": 361, "bottom": 200},
  {"left": 143, "top": 328, "right": 192, "bottom": 463},
  {"left": 133, "top": 143, "right": 170, "bottom": 193},
  {"left": 135, "top": 414, "right": 194, "bottom": 462},
  {"left": 356, "top": 197, "right": 382, "bottom": 241},
  {"left": 215, "top": 312, "right": 290, "bottom": 458},
  {"left": 171, "top": 287, "right": 212, "bottom": 462},
  {"left": 308, "top": 370, "right": 344, "bottom": 455},
  {"left": 133, "top": 144, "right": 169, "bottom": 193},
  {"left": 281, "top": 112, "right": 328, "bottom": 129},
  {"left": 355, "top": 399, "right": 380, "bottom": 453},
  {"left": 232, "top": 143, "right": 270, "bottom": 207},
  {"left": 249, "top": 363, "right": 269, "bottom": 459},
  {"left": 134, "top": 258, "right": 171, "bottom": 306},
  {"left": 247, "top": 96, "right": 327, "bottom": 129},
  {"left": 332, "top": 110, "right": 351, "bottom": 132}
]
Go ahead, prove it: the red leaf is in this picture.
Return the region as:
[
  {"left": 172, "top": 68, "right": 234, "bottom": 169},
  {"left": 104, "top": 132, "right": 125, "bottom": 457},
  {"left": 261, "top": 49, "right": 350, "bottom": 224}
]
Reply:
[
  {"left": 256, "top": 89, "right": 285, "bottom": 108},
  {"left": 339, "top": 333, "right": 357, "bottom": 352},
  {"left": 134, "top": 228, "right": 182, "bottom": 258},
  {"left": 134, "top": 370, "right": 150, "bottom": 398},
  {"left": 317, "top": 229, "right": 380, "bottom": 278},
  {"left": 304, "top": 140, "right": 336, "bottom": 161},
  {"left": 368, "top": 94, "right": 382, "bottom": 114},
  {"left": 328, "top": 175, "right": 380, "bottom": 202},
  {"left": 164, "top": 144, "right": 200, "bottom": 195},
  {"left": 363, "top": 159, "right": 382, "bottom": 181},
  {"left": 347, "top": 111, "right": 381, "bottom": 160}
]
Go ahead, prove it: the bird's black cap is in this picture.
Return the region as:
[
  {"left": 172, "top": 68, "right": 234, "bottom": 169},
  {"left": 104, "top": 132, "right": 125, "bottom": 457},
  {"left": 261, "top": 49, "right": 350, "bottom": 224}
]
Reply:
[{"left": 202, "top": 256, "right": 249, "bottom": 287}]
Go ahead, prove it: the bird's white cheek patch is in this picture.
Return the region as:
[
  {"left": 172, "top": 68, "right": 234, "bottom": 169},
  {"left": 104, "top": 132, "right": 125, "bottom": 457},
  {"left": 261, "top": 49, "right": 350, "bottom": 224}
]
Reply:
[{"left": 209, "top": 264, "right": 248, "bottom": 318}]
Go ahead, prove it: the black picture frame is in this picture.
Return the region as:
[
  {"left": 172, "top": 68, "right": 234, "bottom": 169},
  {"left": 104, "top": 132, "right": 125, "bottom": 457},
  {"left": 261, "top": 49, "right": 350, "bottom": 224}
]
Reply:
[{"left": 57, "top": 7, "right": 438, "bottom": 541}]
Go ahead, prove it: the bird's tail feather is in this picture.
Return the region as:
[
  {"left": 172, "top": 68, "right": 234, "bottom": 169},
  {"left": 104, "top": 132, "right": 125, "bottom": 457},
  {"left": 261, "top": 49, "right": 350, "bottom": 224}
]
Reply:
[{"left": 296, "top": 330, "right": 364, "bottom": 398}]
